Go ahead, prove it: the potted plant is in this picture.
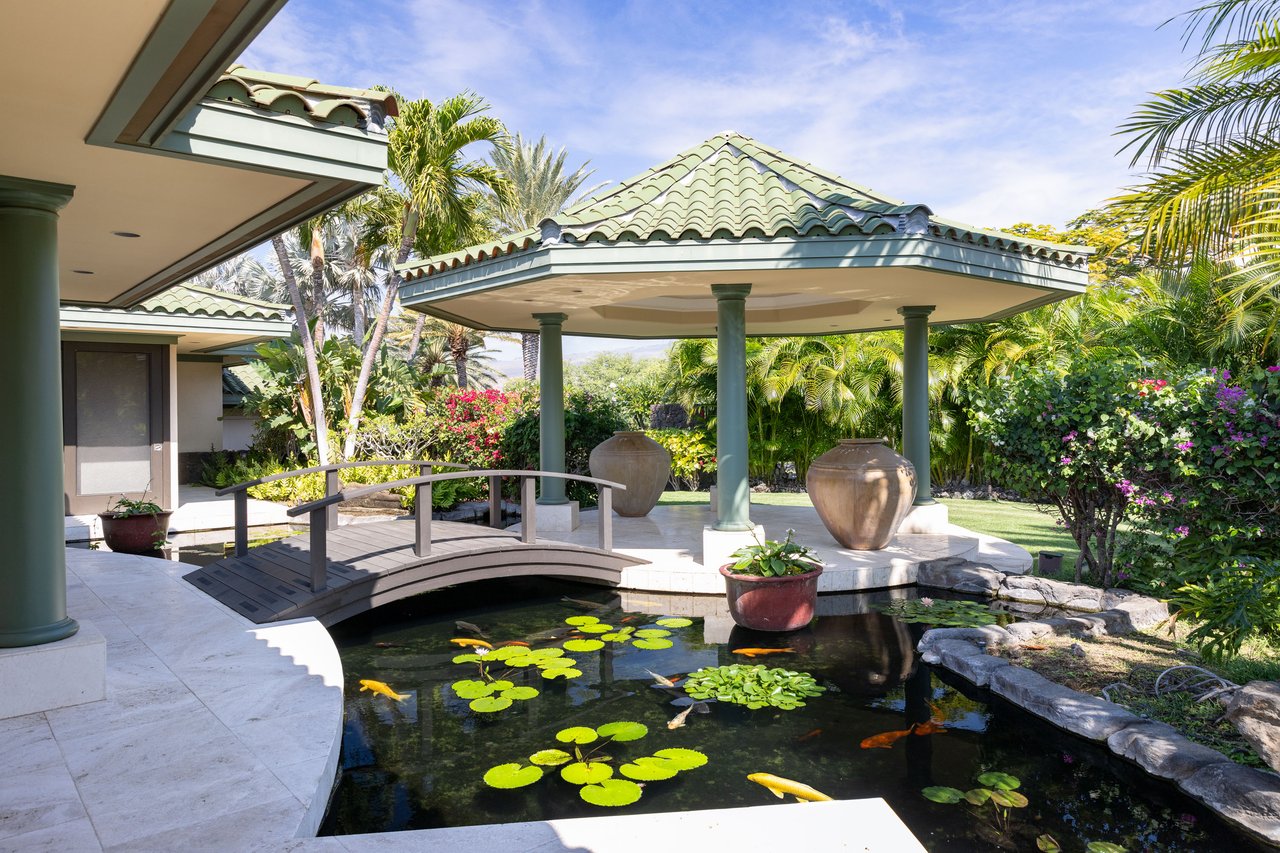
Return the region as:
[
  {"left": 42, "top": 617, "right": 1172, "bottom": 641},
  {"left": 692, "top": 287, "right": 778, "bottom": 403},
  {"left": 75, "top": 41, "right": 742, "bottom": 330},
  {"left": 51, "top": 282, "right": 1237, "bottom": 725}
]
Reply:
[
  {"left": 99, "top": 494, "right": 172, "bottom": 554},
  {"left": 719, "top": 529, "right": 824, "bottom": 632}
]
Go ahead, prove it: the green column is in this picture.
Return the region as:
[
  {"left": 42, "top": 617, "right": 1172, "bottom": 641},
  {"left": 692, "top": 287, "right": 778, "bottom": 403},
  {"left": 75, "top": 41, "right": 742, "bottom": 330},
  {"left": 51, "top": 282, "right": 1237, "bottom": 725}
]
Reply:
[
  {"left": 713, "top": 284, "right": 753, "bottom": 531},
  {"left": 899, "top": 305, "right": 935, "bottom": 505},
  {"left": 0, "top": 176, "right": 78, "bottom": 648},
  {"left": 534, "top": 313, "right": 568, "bottom": 505}
]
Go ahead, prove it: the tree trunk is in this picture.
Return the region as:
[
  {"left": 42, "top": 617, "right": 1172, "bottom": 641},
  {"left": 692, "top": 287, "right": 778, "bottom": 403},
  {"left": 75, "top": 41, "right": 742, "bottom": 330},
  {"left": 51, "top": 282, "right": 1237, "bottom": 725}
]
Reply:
[
  {"left": 342, "top": 207, "right": 418, "bottom": 460},
  {"left": 353, "top": 278, "right": 366, "bottom": 345},
  {"left": 454, "top": 352, "right": 470, "bottom": 389},
  {"left": 309, "top": 229, "right": 327, "bottom": 348},
  {"left": 407, "top": 314, "right": 426, "bottom": 362},
  {"left": 521, "top": 331, "right": 539, "bottom": 381},
  {"left": 273, "top": 235, "right": 331, "bottom": 465}
]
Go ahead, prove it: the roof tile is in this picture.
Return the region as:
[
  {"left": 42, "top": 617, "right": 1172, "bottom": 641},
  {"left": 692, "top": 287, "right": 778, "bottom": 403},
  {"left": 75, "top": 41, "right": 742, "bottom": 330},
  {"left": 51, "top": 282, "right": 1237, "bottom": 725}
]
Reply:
[
  {"left": 207, "top": 65, "right": 398, "bottom": 132},
  {"left": 139, "top": 283, "right": 288, "bottom": 322}
]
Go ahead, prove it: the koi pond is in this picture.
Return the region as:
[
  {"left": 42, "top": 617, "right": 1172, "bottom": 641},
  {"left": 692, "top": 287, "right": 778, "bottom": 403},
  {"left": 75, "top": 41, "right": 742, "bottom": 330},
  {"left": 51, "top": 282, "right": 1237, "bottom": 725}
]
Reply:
[{"left": 314, "top": 578, "right": 1258, "bottom": 851}]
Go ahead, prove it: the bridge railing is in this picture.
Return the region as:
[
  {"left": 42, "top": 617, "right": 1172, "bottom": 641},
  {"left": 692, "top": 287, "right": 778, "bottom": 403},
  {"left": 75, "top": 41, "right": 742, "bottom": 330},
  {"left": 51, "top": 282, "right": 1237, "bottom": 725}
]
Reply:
[
  {"left": 215, "top": 459, "right": 469, "bottom": 557},
  {"left": 286, "top": 470, "right": 627, "bottom": 593}
]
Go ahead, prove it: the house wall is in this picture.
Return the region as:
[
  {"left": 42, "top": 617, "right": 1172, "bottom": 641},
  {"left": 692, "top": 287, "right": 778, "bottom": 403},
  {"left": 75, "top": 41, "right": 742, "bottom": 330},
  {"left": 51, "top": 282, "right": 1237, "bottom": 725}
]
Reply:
[
  {"left": 177, "top": 360, "right": 223, "bottom": 453},
  {"left": 222, "top": 410, "right": 257, "bottom": 451}
]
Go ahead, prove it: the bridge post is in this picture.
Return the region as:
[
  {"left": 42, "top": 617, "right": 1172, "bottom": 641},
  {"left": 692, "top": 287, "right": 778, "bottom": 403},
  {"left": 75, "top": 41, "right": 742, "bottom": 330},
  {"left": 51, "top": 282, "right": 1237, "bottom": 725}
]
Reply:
[
  {"left": 308, "top": 509, "right": 328, "bottom": 593},
  {"left": 233, "top": 490, "right": 248, "bottom": 557},
  {"left": 415, "top": 482, "right": 432, "bottom": 557},
  {"left": 521, "top": 476, "right": 537, "bottom": 544},
  {"left": 488, "top": 475, "right": 502, "bottom": 528},
  {"left": 325, "top": 469, "right": 340, "bottom": 530},
  {"left": 598, "top": 486, "right": 613, "bottom": 551}
]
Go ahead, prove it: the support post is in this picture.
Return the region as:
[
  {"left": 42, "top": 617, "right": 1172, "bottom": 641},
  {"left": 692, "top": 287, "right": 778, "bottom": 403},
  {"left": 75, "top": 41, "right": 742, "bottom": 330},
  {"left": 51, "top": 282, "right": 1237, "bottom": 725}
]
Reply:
[
  {"left": 712, "top": 284, "right": 753, "bottom": 531},
  {"left": 521, "top": 476, "right": 537, "bottom": 544},
  {"left": 325, "top": 469, "right": 340, "bottom": 530},
  {"left": 0, "top": 175, "right": 77, "bottom": 647},
  {"left": 308, "top": 509, "right": 328, "bottom": 593},
  {"left": 488, "top": 475, "right": 502, "bottom": 528},
  {"left": 534, "top": 313, "right": 568, "bottom": 505},
  {"left": 415, "top": 482, "right": 431, "bottom": 557},
  {"left": 598, "top": 487, "right": 613, "bottom": 551},
  {"left": 899, "top": 306, "right": 935, "bottom": 505},
  {"left": 233, "top": 490, "right": 248, "bottom": 557}
]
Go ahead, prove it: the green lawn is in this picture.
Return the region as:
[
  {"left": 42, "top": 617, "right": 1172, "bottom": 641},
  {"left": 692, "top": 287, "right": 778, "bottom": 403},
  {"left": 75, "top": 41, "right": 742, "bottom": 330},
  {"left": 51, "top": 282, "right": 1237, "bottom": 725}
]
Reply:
[{"left": 658, "top": 490, "right": 1079, "bottom": 574}]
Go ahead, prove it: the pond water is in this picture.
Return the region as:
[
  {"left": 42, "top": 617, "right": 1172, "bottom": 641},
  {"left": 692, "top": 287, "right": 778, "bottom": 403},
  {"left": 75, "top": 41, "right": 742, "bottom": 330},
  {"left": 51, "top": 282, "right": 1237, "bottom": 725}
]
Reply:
[{"left": 318, "top": 578, "right": 1264, "bottom": 851}]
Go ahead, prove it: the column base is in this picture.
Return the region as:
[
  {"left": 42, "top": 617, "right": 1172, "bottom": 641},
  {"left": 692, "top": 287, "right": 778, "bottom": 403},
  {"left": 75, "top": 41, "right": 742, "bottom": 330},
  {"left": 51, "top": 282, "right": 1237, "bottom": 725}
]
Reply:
[
  {"left": 537, "top": 501, "right": 580, "bottom": 532},
  {"left": 0, "top": 617, "right": 104, "bottom": 719},
  {"left": 898, "top": 502, "right": 949, "bottom": 534},
  {"left": 702, "top": 524, "right": 765, "bottom": 573},
  {"left": 707, "top": 486, "right": 717, "bottom": 518}
]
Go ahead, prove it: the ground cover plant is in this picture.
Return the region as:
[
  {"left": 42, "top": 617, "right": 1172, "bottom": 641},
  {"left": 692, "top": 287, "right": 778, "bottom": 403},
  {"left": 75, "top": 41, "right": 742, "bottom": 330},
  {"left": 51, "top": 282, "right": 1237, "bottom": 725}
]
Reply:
[
  {"left": 874, "top": 598, "right": 998, "bottom": 627},
  {"left": 682, "top": 664, "right": 825, "bottom": 710}
]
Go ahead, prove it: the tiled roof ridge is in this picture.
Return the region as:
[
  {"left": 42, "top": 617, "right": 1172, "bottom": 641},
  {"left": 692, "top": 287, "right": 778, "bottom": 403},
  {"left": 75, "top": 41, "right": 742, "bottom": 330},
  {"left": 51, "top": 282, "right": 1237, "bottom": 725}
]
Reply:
[
  {"left": 137, "top": 282, "right": 288, "bottom": 321},
  {"left": 207, "top": 65, "right": 398, "bottom": 132},
  {"left": 176, "top": 282, "right": 287, "bottom": 311}
]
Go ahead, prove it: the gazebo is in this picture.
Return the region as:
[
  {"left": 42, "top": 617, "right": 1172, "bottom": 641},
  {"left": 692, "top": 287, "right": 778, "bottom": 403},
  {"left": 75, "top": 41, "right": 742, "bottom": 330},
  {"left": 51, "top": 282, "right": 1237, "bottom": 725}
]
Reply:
[{"left": 398, "top": 132, "right": 1089, "bottom": 565}]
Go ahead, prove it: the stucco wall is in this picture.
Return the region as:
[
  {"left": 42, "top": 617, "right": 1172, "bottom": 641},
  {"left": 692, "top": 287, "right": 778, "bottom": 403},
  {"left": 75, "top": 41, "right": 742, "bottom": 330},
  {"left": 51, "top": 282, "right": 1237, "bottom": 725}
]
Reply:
[
  {"left": 222, "top": 411, "right": 258, "bottom": 451},
  {"left": 176, "top": 360, "right": 223, "bottom": 453}
]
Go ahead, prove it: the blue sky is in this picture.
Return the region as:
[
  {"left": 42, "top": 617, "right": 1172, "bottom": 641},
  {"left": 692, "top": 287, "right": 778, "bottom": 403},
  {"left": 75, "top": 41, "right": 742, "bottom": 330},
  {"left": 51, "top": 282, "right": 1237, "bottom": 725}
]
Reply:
[{"left": 239, "top": 0, "right": 1194, "bottom": 365}]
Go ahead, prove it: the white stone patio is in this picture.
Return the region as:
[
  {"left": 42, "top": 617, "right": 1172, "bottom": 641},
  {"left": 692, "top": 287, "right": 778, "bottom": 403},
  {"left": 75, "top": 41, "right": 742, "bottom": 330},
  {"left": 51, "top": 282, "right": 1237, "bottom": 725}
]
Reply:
[{"left": 65, "top": 484, "right": 294, "bottom": 542}]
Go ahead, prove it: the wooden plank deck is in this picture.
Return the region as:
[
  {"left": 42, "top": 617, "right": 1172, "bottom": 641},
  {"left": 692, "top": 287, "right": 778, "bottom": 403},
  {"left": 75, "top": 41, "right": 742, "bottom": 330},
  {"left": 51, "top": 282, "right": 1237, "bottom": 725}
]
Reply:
[{"left": 182, "top": 517, "right": 643, "bottom": 626}]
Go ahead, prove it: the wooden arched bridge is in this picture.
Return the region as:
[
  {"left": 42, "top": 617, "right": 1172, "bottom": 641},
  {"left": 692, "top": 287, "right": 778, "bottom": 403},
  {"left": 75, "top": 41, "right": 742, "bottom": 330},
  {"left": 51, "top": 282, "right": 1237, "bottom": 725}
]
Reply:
[{"left": 182, "top": 461, "right": 640, "bottom": 626}]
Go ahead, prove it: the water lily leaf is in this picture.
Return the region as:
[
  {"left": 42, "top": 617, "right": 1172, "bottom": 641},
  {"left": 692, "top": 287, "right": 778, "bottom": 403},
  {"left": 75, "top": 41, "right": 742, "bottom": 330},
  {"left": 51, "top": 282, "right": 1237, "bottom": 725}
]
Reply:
[
  {"left": 988, "top": 789, "right": 1029, "bottom": 808},
  {"left": 560, "top": 761, "right": 613, "bottom": 785},
  {"left": 529, "top": 748, "right": 573, "bottom": 766},
  {"left": 595, "top": 721, "right": 647, "bottom": 742},
  {"left": 485, "top": 646, "right": 523, "bottom": 661},
  {"left": 501, "top": 686, "right": 539, "bottom": 701},
  {"left": 504, "top": 655, "right": 536, "bottom": 667},
  {"left": 483, "top": 763, "right": 543, "bottom": 789},
  {"left": 656, "top": 617, "right": 692, "bottom": 628},
  {"left": 600, "top": 632, "right": 633, "bottom": 642},
  {"left": 631, "top": 638, "right": 673, "bottom": 650},
  {"left": 555, "top": 726, "right": 599, "bottom": 745},
  {"left": 538, "top": 655, "right": 577, "bottom": 668},
  {"left": 564, "top": 616, "right": 600, "bottom": 626},
  {"left": 577, "top": 623, "right": 612, "bottom": 634},
  {"left": 451, "top": 653, "right": 482, "bottom": 664},
  {"left": 977, "top": 772, "right": 1021, "bottom": 791},
  {"left": 651, "top": 747, "right": 707, "bottom": 770},
  {"left": 922, "top": 786, "right": 965, "bottom": 804},
  {"left": 633, "top": 628, "right": 671, "bottom": 638},
  {"left": 563, "top": 639, "right": 605, "bottom": 652},
  {"left": 528, "top": 647, "right": 564, "bottom": 659},
  {"left": 619, "top": 761, "right": 677, "bottom": 781},
  {"left": 579, "top": 778, "right": 643, "bottom": 807},
  {"left": 451, "top": 679, "right": 495, "bottom": 699},
  {"left": 964, "top": 788, "right": 992, "bottom": 806},
  {"left": 1037, "top": 836, "right": 1063, "bottom": 853},
  {"left": 542, "top": 667, "right": 583, "bottom": 679},
  {"left": 1084, "top": 843, "right": 1126, "bottom": 853},
  {"left": 489, "top": 679, "right": 514, "bottom": 692},
  {"left": 469, "top": 695, "right": 513, "bottom": 713}
]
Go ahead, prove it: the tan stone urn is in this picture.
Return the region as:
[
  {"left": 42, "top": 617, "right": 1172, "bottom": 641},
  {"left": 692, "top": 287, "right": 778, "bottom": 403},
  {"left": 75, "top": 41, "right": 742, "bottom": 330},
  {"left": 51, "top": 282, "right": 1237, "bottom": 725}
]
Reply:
[
  {"left": 588, "top": 431, "right": 671, "bottom": 517},
  {"left": 806, "top": 438, "right": 916, "bottom": 550}
]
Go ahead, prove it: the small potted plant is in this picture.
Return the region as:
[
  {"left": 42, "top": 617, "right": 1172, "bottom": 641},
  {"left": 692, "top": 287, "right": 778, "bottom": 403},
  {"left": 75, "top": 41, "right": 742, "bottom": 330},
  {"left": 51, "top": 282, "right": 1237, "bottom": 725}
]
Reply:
[
  {"left": 720, "top": 529, "right": 823, "bottom": 632},
  {"left": 99, "top": 494, "right": 171, "bottom": 554}
]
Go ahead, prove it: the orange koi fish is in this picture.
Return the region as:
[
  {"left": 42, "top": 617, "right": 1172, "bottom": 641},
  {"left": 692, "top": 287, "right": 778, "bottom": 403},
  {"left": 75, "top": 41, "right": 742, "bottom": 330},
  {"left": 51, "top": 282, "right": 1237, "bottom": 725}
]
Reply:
[
  {"left": 913, "top": 720, "right": 947, "bottom": 736},
  {"left": 732, "top": 648, "right": 794, "bottom": 658},
  {"left": 797, "top": 728, "right": 823, "bottom": 742},
  {"left": 359, "top": 679, "right": 408, "bottom": 702},
  {"left": 450, "top": 638, "right": 493, "bottom": 650},
  {"left": 747, "top": 773, "right": 833, "bottom": 802},
  {"left": 860, "top": 725, "right": 916, "bottom": 749},
  {"left": 499, "top": 640, "right": 530, "bottom": 647}
]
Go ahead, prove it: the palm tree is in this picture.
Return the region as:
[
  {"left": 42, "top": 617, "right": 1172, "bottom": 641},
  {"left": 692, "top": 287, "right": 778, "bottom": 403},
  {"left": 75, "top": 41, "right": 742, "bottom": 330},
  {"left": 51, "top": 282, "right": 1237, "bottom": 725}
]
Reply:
[
  {"left": 340, "top": 92, "right": 510, "bottom": 460},
  {"left": 489, "top": 133, "right": 607, "bottom": 380},
  {"left": 270, "top": 231, "right": 333, "bottom": 464}
]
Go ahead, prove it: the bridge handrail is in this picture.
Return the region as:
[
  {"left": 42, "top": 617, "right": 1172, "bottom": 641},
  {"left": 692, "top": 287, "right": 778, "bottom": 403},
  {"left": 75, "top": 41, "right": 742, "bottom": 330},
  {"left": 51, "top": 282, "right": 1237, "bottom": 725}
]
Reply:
[
  {"left": 213, "top": 459, "right": 468, "bottom": 496},
  {"left": 286, "top": 469, "right": 625, "bottom": 518}
]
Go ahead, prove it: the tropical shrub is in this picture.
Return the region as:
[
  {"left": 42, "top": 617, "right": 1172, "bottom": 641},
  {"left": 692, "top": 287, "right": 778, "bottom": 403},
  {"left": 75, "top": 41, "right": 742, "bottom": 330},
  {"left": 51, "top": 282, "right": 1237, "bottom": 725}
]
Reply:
[
  {"left": 500, "top": 391, "right": 627, "bottom": 506},
  {"left": 645, "top": 428, "right": 716, "bottom": 489}
]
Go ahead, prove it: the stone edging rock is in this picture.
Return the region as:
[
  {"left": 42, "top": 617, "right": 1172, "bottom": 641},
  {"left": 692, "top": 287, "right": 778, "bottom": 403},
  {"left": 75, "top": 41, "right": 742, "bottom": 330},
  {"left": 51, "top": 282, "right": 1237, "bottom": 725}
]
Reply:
[{"left": 915, "top": 559, "right": 1280, "bottom": 846}]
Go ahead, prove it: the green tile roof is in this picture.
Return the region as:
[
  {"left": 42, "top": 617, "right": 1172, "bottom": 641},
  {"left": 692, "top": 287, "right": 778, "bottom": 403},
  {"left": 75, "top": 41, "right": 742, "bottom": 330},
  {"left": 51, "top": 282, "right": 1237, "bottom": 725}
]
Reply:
[
  {"left": 206, "top": 65, "right": 398, "bottom": 131},
  {"left": 223, "top": 363, "right": 264, "bottom": 405},
  {"left": 138, "top": 283, "right": 288, "bottom": 322},
  {"left": 402, "top": 131, "right": 1089, "bottom": 280}
]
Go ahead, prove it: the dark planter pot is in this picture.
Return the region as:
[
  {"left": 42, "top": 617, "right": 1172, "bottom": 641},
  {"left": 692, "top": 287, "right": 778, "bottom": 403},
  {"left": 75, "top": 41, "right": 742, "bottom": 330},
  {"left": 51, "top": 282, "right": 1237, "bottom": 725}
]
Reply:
[
  {"left": 99, "top": 512, "right": 172, "bottom": 555},
  {"left": 719, "top": 565, "right": 824, "bottom": 632}
]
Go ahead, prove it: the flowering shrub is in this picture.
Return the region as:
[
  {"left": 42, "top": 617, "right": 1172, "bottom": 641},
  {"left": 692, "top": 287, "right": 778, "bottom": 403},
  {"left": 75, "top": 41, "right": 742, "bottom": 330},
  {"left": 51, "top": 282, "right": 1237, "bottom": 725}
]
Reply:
[{"left": 646, "top": 428, "right": 716, "bottom": 490}]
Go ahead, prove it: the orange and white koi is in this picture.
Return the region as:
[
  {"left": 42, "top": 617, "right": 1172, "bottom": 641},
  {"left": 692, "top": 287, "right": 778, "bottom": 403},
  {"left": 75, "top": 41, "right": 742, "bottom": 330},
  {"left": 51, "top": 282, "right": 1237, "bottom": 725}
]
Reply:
[
  {"left": 747, "top": 772, "right": 833, "bottom": 802},
  {"left": 668, "top": 706, "right": 694, "bottom": 730},
  {"left": 732, "top": 647, "right": 794, "bottom": 658},
  {"left": 449, "top": 638, "right": 494, "bottom": 650},
  {"left": 860, "top": 725, "right": 916, "bottom": 749},
  {"left": 647, "top": 669, "right": 679, "bottom": 688},
  {"left": 359, "top": 679, "right": 408, "bottom": 702}
]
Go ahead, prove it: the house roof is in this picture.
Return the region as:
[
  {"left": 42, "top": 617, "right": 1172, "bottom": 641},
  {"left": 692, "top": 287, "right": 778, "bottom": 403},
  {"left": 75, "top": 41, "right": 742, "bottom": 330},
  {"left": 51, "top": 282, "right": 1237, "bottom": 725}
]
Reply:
[
  {"left": 223, "top": 363, "right": 264, "bottom": 406},
  {"left": 208, "top": 65, "right": 398, "bottom": 132},
  {"left": 402, "top": 131, "right": 1090, "bottom": 281},
  {"left": 138, "top": 283, "right": 288, "bottom": 322}
]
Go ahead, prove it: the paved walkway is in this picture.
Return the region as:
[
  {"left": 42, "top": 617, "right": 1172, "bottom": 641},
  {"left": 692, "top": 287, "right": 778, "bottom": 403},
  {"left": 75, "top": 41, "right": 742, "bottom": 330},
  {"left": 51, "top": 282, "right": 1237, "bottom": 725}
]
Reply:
[{"left": 65, "top": 485, "right": 293, "bottom": 542}]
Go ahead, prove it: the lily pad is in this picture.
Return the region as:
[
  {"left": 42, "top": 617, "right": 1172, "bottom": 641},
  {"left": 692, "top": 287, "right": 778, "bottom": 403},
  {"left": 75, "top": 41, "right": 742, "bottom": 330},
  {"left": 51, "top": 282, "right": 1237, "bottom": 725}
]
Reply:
[
  {"left": 563, "top": 639, "right": 605, "bottom": 652},
  {"left": 633, "top": 628, "right": 671, "bottom": 639},
  {"left": 964, "top": 788, "right": 992, "bottom": 806},
  {"left": 488, "top": 679, "right": 514, "bottom": 692},
  {"left": 541, "top": 667, "right": 583, "bottom": 679},
  {"left": 595, "top": 721, "right": 647, "bottom": 742},
  {"left": 528, "top": 647, "right": 564, "bottom": 659},
  {"left": 600, "top": 632, "right": 633, "bottom": 642},
  {"left": 504, "top": 655, "right": 537, "bottom": 667},
  {"left": 483, "top": 763, "right": 543, "bottom": 789},
  {"left": 561, "top": 761, "right": 614, "bottom": 785},
  {"left": 451, "top": 653, "right": 482, "bottom": 664},
  {"left": 564, "top": 616, "right": 600, "bottom": 626},
  {"left": 469, "top": 695, "right": 513, "bottom": 713},
  {"left": 619, "top": 761, "right": 678, "bottom": 781},
  {"left": 989, "top": 789, "right": 1029, "bottom": 808},
  {"left": 976, "top": 771, "right": 1020, "bottom": 791},
  {"left": 651, "top": 747, "right": 707, "bottom": 770},
  {"left": 539, "top": 655, "right": 578, "bottom": 668},
  {"left": 501, "top": 686, "right": 540, "bottom": 701},
  {"left": 656, "top": 617, "right": 692, "bottom": 628},
  {"left": 1084, "top": 844, "right": 1126, "bottom": 853},
  {"left": 922, "top": 786, "right": 966, "bottom": 804},
  {"left": 485, "top": 646, "right": 522, "bottom": 661},
  {"left": 631, "top": 638, "right": 674, "bottom": 650},
  {"left": 451, "top": 679, "right": 495, "bottom": 699},
  {"left": 577, "top": 623, "right": 612, "bottom": 634},
  {"left": 555, "top": 726, "right": 599, "bottom": 745},
  {"left": 579, "top": 778, "right": 643, "bottom": 807},
  {"left": 529, "top": 748, "right": 573, "bottom": 766}
]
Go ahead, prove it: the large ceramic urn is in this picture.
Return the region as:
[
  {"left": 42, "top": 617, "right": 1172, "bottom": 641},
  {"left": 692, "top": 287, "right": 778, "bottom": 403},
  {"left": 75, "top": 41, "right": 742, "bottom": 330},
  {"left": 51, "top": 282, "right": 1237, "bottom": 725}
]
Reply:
[
  {"left": 806, "top": 438, "right": 915, "bottom": 550},
  {"left": 588, "top": 431, "right": 671, "bottom": 517}
]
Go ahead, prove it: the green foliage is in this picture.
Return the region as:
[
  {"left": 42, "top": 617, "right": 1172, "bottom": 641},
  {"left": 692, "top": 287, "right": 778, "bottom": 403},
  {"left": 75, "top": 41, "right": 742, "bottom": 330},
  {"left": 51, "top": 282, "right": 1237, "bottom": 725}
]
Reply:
[
  {"left": 449, "top": 642, "right": 594, "bottom": 712},
  {"left": 561, "top": 616, "right": 680, "bottom": 651},
  {"left": 875, "top": 598, "right": 998, "bottom": 627},
  {"left": 1169, "top": 557, "right": 1280, "bottom": 662},
  {"left": 922, "top": 771, "right": 1028, "bottom": 836},
  {"left": 725, "top": 529, "right": 822, "bottom": 577},
  {"left": 500, "top": 390, "right": 627, "bottom": 506},
  {"left": 645, "top": 428, "right": 716, "bottom": 489},
  {"left": 682, "top": 664, "right": 825, "bottom": 710},
  {"left": 565, "top": 353, "right": 669, "bottom": 430},
  {"left": 105, "top": 495, "right": 164, "bottom": 516}
]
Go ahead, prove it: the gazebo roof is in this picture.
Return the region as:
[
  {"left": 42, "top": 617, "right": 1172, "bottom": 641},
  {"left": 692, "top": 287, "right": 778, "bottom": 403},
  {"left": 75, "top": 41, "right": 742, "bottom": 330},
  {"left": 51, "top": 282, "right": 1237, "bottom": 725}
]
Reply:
[{"left": 398, "top": 132, "right": 1091, "bottom": 338}]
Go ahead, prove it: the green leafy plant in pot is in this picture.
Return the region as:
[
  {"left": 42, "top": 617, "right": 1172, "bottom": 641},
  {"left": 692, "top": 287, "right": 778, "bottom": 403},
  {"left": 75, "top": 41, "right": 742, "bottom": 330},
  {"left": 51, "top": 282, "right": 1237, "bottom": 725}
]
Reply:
[
  {"left": 99, "top": 493, "right": 171, "bottom": 555},
  {"left": 720, "top": 529, "right": 823, "bottom": 632}
]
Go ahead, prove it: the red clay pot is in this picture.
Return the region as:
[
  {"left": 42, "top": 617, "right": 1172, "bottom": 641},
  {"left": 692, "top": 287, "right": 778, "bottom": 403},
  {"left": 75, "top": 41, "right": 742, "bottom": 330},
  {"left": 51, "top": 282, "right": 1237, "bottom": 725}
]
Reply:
[
  {"left": 719, "top": 565, "right": 823, "bottom": 632},
  {"left": 99, "top": 512, "right": 172, "bottom": 555}
]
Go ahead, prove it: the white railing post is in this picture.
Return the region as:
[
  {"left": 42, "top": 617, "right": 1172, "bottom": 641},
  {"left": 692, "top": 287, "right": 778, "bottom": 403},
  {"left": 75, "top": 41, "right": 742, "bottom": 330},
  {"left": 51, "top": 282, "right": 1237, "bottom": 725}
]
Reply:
[
  {"left": 598, "top": 486, "right": 613, "bottom": 551},
  {"left": 521, "top": 476, "right": 536, "bottom": 544},
  {"left": 415, "top": 482, "right": 432, "bottom": 557}
]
